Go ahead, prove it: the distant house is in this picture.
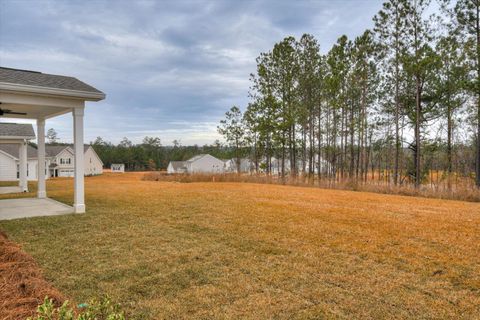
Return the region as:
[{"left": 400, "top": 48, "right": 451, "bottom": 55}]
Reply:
[
  {"left": 224, "top": 158, "right": 254, "bottom": 173},
  {"left": 111, "top": 163, "right": 125, "bottom": 173},
  {"left": 167, "top": 161, "right": 187, "bottom": 174},
  {"left": 0, "top": 144, "right": 103, "bottom": 181},
  {"left": 167, "top": 154, "right": 225, "bottom": 174},
  {"left": 47, "top": 145, "right": 103, "bottom": 177},
  {"left": 262, "top": 155, "right": 331, "bottom": 175}
]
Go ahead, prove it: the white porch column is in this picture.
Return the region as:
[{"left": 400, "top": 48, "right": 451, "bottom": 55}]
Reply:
[
  {"left": 37, "top": 119, "right": 47, "bottom": 198},
  {"left": 73, "top": 106, "right": 85, "bottom": 213},
  {"left": 19, "top": 141, "right": 28, "bottom": 192}
]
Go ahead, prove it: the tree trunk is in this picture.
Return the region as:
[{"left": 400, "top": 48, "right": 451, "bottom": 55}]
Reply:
[
  {"left": 415, "top": 76, "right": 421, "bottom": 188},
  {"left": 476, "top": 3, "right": 480, "bottom": 187}
]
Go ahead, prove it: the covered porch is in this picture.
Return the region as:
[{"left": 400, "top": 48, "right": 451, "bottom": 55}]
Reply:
[
  {"left": 0, "top": 67, "right": 105, "bottom": 219},
  {"left": 0, "top": 198, "right": 74, "bottom": 220}
]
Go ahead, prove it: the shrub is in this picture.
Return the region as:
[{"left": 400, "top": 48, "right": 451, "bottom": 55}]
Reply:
[{"left": 27, "top": 296, "right": 126, "bottom": 320}]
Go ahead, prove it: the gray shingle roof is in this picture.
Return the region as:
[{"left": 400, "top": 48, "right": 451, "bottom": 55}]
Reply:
[
  {"left": 0, "top": 67, "right": 103, "bottom": 94},
  {"left": 0, "top": 123, "right": 36, "bottom": 138},
  {"left": 45, "top": 145, "right": 71, "bottom": 157},
  {"left": 0, "top": 143, "right": 91, "bottom": 159},
  {"left": 0, "top": 143, "right": 38, "bottom": 159},
  {"left": 45, "top": 144, "right": 90, "bottom": 157}
]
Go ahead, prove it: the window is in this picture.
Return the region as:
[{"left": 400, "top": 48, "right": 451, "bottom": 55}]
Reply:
[{"left": 60, "top": 158, "right": 72, "bottom": 165}]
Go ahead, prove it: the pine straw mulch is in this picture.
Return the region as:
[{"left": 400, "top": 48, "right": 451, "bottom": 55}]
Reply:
[{"left": 0, "top": 231, "right": 66, "bottom": 320}]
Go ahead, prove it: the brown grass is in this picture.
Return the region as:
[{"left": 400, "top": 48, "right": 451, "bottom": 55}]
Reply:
[
  {"left": 143, "top": 171, "right": 480, "bottom": 202},
  {"left": 0, "top": 173, "right": 479, "bottom": 319},
  {"left": 0, "top": 231, "right": 66, "bottom": 320}
]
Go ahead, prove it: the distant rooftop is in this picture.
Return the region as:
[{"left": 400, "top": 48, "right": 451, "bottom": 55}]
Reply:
[
  {"left": 0, "top": 123, "right": 35, "bottom": 139},
  {"left": 187, "top": 154, "right": 207, "bottom": 162},
  {"left": 0, "top": 67, "right": 103, "bottom": 94},
  {"left": 0, "top": 143, "right": 37, "bottom": 158},
  {"left": 0, "top": 143, "right": 92, "bottom": 159}
]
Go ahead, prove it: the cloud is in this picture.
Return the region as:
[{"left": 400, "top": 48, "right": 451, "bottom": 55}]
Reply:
[{"left": 0, "top": 0, "right": 382, "bottom": 145}]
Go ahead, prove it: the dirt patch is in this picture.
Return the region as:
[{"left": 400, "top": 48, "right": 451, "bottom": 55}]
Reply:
[{"left": 0, "top": 230, "right": 66, "bottom": 320}]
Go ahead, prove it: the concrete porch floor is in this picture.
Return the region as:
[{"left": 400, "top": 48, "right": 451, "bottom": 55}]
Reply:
[
  {"left": 0, "top": 198, "right": 74, "bottom": 220},
  {"left": 0, "top": 186, "right": 23, "bottom": 194}
]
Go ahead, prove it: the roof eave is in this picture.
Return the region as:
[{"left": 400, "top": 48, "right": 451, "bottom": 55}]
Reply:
[{"left": 0, "top": 82, "right": 106, "bottom": 101}]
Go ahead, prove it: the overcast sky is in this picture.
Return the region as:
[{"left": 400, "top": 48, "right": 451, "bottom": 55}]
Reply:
[{"left": 0, "top": 0, "right": 383, "bottom": 145}]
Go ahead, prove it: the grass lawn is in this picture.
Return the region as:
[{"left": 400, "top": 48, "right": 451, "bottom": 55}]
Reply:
[{"left": 1, "top": 173, "right": 479, "bottom": 319}]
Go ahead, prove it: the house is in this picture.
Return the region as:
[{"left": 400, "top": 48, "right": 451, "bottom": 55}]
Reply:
[
  {"left": 167, "top": 161, "right": 187, "bottom": 174},
  {"left": 111, "top": 163, "right": 125, "bottom": 173},
  {"left": 0, "top": 142, "right": 103, "bottom": 181},
  {"left": 224, "top": 158, "right": 254, "bottom": 173},
  {"left": 47, "top": 145, "right": 103, "bottom": 177},
  {"left": 0, "top": 67, "right": 105, "bottom": 215},
  {"left": 167, "top": 154, "right": 225, "bottom": 174},
  {"left": 186, "top": 154, "right": 225, "bottom": 173},
  {"left": 261, "top": 155, "right": 331, "bottom": 175}
]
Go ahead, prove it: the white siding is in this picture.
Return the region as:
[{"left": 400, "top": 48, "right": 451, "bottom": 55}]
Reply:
[
  {"left": 54, "top": 149, "right": 74, "bottom": 168},
  {"left": 84, "top": 147, "right": 103, "bottom": 176},
  {"left": 0, "top": 151, "right": 17, "bottom": 181},
  {"left": 189, "top": 155, "right": 225, "bottom": 173}
]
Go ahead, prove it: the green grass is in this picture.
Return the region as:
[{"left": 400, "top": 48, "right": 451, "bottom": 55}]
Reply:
[{"left": 1, "top": 173, "right": 479, "bottom": 319}]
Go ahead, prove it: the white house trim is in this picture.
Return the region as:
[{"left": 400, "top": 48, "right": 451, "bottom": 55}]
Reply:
[
  {"left": 73, "top": 107, "right": 85, "bottom": 213},
  {"left": 37, "top": 119, "right": 46, "bottom": 198},
  {"left": 0, "top": 82, "right": 106, "bottom": 101}
]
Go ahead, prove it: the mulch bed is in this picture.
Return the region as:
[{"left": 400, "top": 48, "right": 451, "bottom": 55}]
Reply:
[{"left": 0, "top": 231, "right": 66, "bottom": 320}]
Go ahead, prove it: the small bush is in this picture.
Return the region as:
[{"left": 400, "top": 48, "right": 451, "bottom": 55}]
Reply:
[{"left": 27, "top": 296, "right": 126, "bottom": 320}]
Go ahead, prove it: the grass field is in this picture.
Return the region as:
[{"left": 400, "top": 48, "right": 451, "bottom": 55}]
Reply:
[{"left": 1, "top": 173, "right": 479, "bottom": 319}]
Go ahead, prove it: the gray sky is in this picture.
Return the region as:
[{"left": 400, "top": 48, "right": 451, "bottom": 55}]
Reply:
[{"left": 0, "top": 0, "right": 383, "bottom": 145}]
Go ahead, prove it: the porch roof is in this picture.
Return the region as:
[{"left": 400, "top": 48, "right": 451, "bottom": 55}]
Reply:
[
  {"left": 0, "top": 123, "right": 35, "bottom": 140},
  {"left": 0, "top": 67, "right": 105, "bottom": 119}
]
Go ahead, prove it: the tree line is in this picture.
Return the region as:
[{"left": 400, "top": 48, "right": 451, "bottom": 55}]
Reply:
[
  {"left": 42, "top": 129, "right": 238, "bottom": 172},
  {"left": 217, "top": 0, "right": 480, "bottom": 189},
  {"left": 90, "top": 137, "right": 236, "bottom": 171}
]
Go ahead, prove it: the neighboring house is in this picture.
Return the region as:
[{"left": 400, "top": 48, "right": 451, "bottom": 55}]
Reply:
[
  {"left": 224, "top": 158, "right": 254, "bottom": 173},
  {"left": 260, "top": 155, "right": 331, "bottom": 175},
  {"left": 111, "top": 163, "right": 125, "bottom": 173},
  {"left": 167, "top": 161, "right": 187, "bottom": 174},
  {"left": 0, "top": 144, "right": 103, "bottom": 181},
  {"left": 186, "top": 154, "right": 225, "bottom": 173},
  {"left": 47, "top": 145, "right": 103, "bottom": 177},
  {"left": 0, "top": 144, "right": 40, "bottom": 181},
  {"left": 167, "top": 154, "right": 225, "bottom": 174}
]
